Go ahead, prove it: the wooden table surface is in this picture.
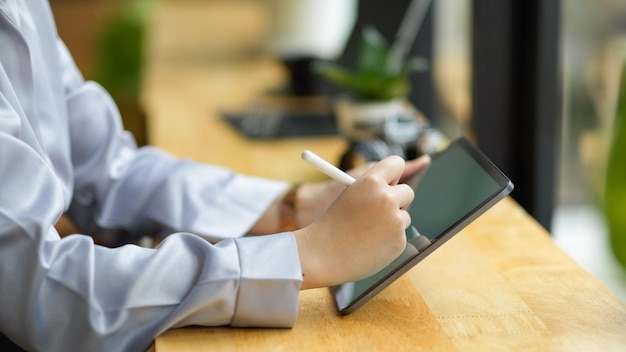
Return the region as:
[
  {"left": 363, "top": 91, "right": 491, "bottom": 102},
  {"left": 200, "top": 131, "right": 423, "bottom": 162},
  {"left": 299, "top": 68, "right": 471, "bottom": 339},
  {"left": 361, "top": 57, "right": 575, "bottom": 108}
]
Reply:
[{"left": 143, "top": 2, "right": 626, "bottom": 350}]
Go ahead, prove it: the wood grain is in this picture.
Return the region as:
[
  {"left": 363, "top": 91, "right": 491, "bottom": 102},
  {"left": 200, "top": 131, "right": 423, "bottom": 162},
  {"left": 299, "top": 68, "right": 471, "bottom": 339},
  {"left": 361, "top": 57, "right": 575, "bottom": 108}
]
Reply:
[{"left": 154, "top": 199, "right": 626, "bottom": 351}]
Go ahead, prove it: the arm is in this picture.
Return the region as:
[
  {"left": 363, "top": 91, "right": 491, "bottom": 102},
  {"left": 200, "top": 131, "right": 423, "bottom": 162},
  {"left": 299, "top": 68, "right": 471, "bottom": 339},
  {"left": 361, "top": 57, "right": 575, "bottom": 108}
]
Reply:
[{"left": 0, "top": 115, "right": 302, "bottom": 352}]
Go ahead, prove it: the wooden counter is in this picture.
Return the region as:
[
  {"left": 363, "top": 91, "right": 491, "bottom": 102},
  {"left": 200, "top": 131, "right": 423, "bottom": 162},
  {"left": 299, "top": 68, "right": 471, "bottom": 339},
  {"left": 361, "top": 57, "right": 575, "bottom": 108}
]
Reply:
[
  {"left": 153, "top": 198, "right": 626, "bottom": 351},
  {"left": 143, "top": 2, "right": 626, "bottom": 350}
]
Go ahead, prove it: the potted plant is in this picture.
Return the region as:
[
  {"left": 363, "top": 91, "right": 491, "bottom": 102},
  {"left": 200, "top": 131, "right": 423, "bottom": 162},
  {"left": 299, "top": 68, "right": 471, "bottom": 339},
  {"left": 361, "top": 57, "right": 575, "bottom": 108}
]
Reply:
[
  {"left": 315, "top": 26, "right": 428, "bottom": 141},
  {"left": 313, "top": 0, "right": 431, "bottom": 143}
]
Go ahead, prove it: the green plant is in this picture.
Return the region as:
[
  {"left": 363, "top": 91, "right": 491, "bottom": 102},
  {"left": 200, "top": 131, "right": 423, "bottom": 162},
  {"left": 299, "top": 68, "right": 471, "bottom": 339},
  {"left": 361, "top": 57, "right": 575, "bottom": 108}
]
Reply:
[
  {"left": 315, "top": 26, "right": 428, "bottom": 102},
  {"left": 605, "top": 56, "right": 626, "bottom": 269},
  {"left": 96, "top": 0, "right": 156, "bottom": 101},
  {"left": 95, "top": 0, "right": 157, "bottom": 146}
]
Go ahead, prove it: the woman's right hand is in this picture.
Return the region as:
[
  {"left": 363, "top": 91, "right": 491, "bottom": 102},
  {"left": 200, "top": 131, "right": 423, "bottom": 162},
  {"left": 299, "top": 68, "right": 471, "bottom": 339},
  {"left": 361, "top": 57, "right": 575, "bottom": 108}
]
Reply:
[{"left": 294, "top": 155, "right": 416, "bottom": 290}]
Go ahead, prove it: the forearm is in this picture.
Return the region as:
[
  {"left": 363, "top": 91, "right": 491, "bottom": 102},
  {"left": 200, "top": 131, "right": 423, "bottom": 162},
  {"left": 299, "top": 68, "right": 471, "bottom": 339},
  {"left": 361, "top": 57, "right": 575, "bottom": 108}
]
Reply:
[
  {"left": 0, "top": 221, "right": 302, "bottom": 351},
  {"left": 247, "top": 187, "right": 286, "bottom": 235}
]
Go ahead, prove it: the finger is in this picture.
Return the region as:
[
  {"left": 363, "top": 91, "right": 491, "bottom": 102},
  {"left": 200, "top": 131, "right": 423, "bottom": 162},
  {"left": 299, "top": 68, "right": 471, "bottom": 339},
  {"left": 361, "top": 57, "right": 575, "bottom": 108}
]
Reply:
[
  {"left": 400, "top": 155, "right": 431, "bottom": 183},
  {"left": 389, "top": 183, "right": 415, "bottom": 209},
  {"left": 399, "top": 209, "right": 412, "bottom": 229},
  {"left": 364, "top": 155, "right": 406, "bottom": 185},
  {"left": 346, "top": 161, "right": 376, "bottom": 179}
]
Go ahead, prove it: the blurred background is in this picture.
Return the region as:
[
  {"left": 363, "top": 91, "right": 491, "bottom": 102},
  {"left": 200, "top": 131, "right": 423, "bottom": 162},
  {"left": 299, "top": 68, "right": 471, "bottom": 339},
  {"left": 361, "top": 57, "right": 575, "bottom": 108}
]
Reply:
[{"left": 50, "top": 0, "right": 626, "bottom": 300}]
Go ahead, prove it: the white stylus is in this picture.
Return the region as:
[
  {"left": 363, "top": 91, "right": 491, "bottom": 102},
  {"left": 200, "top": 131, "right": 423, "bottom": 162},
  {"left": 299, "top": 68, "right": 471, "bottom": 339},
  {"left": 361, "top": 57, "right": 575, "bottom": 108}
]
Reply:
[{"left": 301, "top": 150, "right": 356, "bottom": 185}]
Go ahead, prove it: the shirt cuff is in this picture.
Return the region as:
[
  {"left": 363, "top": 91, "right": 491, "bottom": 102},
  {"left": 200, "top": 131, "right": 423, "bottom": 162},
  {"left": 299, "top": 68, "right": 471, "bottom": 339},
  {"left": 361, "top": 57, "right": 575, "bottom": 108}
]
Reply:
[
  {"left": 231, "top": 232, "right": 302, "bottom": 327},
  {"left": 189, "top": 171, "right": 290, "bottom": 241}
]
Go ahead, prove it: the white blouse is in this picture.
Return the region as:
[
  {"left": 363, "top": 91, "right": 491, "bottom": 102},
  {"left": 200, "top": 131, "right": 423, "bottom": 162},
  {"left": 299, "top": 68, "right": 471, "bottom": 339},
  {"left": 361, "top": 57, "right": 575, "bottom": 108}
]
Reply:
[{"left": 0, "top": 1, "right": 302, "bottom": 351}]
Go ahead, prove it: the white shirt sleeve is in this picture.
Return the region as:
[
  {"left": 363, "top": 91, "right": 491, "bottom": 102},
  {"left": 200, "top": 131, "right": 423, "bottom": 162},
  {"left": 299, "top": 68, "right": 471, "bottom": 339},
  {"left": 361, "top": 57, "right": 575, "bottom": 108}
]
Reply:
[
  {"left": 64, "top": 79, "right": 290, "bottom": 244},
  {"left": 0, "top": 2, "right": 304, "bottom": 351}
]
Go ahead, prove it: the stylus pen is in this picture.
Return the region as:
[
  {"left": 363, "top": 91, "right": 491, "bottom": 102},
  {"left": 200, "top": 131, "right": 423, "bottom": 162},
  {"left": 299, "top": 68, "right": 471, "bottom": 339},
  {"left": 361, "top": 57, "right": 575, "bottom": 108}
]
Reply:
[{"left": 301, "top": 150, "right": 356, "bottom": 185}]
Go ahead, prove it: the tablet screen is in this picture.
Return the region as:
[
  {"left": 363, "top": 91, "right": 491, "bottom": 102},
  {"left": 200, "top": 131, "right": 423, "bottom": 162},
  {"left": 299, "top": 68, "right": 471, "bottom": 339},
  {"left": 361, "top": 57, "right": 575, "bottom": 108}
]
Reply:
[{"left": 333, "top": 137, "right": 513, "bottom": 314}]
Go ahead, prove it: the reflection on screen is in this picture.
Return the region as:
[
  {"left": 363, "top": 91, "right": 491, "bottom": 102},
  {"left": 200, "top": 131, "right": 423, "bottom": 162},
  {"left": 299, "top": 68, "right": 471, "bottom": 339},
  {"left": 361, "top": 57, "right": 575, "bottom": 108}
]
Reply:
[
  {"left": 336, "top": 140, "right": 506, "bottom": 310},
  {"left": 406, "top": 141, "right": 501, "bottom": 242}
]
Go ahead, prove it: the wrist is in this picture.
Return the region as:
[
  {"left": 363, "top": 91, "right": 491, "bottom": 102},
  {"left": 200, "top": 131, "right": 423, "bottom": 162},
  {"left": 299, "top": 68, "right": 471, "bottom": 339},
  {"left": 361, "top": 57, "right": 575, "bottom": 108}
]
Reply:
[
  {"left": 300, "top": 180, "right": 352, "bottom": 230},
  {"left": 294, "top": 227, "right": 325, "bottom": 290},
  {"left": 280, "top": 183, "right": 301, "bottom": 232}
]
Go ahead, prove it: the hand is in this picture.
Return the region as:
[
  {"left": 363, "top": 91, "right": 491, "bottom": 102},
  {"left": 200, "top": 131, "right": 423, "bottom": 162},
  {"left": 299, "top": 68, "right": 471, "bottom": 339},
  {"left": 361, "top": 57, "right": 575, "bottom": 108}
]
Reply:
[
  {"left": 294, "top": 155, "right": 426, "bottom": 289},
  {"left": 296, "top": 154, "right": 431, "bottom": 228}
]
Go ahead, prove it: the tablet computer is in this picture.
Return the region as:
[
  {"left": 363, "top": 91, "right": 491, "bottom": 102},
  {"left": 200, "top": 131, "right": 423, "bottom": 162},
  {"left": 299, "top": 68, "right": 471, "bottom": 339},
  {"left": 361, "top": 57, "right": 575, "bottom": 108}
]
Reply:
[{"left": 331, "top": 137, "right": 514, "bottom": 314}]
